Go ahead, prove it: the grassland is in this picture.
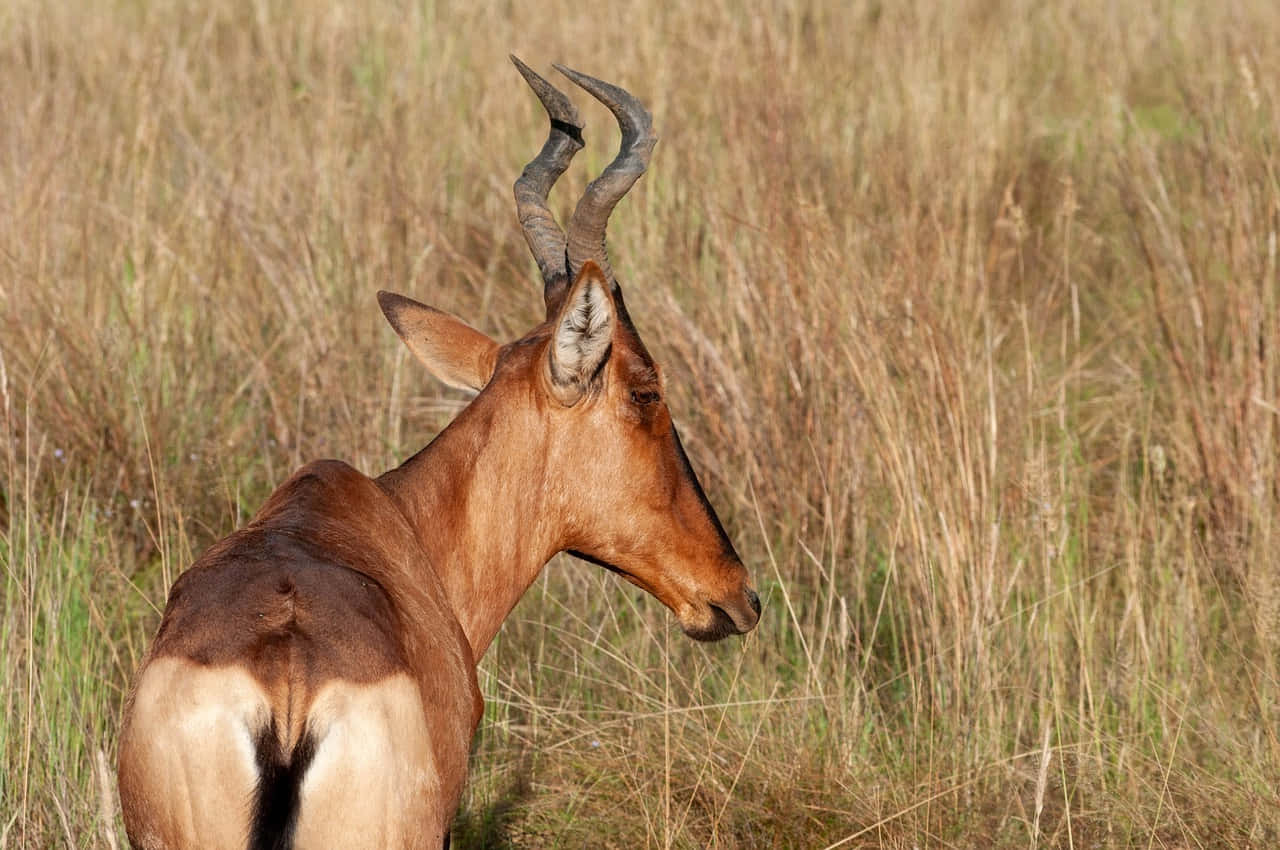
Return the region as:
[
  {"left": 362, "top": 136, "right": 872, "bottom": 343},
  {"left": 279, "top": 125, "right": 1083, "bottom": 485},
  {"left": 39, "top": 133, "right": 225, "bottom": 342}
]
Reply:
[{"left": 2, "top": 0, "right": 1279, "bottom": 846}]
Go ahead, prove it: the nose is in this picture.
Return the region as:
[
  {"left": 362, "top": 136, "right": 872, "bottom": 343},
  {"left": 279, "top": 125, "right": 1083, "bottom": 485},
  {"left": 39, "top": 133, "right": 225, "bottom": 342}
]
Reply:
[{"left": 746, "top": 587, "right": 761, "bottom": 617}]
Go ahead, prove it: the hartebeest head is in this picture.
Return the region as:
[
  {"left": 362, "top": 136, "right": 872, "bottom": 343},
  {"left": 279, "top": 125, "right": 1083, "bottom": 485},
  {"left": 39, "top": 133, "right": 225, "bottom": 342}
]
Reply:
[{"left": 378, "top": 59, "right": 760, "bottom": 642}]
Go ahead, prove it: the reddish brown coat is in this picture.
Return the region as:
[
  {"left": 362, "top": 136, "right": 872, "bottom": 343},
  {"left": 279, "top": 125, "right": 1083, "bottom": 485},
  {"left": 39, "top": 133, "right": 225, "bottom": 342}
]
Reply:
[{"left": 117, "top": 62, "right": 759, "bottom": 850}]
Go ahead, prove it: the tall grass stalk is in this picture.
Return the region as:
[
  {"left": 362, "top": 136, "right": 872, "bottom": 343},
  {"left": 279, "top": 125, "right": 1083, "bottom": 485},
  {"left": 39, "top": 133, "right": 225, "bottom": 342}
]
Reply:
[{"left": 2, "top": 0, "right": 1278, "bottom": 846}]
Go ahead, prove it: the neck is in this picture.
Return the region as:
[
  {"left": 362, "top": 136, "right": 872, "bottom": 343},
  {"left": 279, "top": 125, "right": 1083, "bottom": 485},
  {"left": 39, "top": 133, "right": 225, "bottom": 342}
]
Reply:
[{"left": 374, "top": 395, "right": 561, "bottom": 661}]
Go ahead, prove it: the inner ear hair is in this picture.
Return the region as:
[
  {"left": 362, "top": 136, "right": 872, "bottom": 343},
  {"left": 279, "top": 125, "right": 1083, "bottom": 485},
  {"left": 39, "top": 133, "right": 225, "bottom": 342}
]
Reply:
[{"left": 549, "top": 265, "right": 615, "bottom": 401}]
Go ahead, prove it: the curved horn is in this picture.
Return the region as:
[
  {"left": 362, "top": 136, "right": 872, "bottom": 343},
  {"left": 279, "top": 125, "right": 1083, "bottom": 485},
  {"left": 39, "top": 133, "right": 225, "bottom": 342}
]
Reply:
[
  {"left": 511, "top": 55, "right": 585, "bottom": 314},
  {"left": 554, "top": 64, "right": 657, "bottom": 288}
]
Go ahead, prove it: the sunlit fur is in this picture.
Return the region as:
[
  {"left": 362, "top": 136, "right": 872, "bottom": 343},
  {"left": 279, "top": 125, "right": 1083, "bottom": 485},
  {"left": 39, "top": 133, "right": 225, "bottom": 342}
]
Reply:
[{"left": 118, "top": 255, "right": 758, "bottom": 849}]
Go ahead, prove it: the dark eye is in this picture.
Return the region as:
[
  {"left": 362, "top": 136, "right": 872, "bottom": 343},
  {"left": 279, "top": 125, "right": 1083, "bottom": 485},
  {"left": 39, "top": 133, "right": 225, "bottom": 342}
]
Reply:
[{"left": 630, "top": 389, "right": 661, "bottom": 406}]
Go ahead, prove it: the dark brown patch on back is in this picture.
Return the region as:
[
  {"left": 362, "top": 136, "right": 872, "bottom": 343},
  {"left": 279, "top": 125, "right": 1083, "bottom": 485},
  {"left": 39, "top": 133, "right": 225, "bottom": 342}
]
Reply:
[
  {"left": 153, "top": 537, "right": 407, "bottom": 685},
  {"left": 142, "top": 459, "right": 480, "bottom": 763}
]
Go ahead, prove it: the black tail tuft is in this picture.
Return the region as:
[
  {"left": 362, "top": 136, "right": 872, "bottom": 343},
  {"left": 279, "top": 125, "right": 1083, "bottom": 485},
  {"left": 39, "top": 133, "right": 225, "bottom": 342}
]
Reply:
[{"left": 249, "top": 723, "right": 317, "bottom": 850}]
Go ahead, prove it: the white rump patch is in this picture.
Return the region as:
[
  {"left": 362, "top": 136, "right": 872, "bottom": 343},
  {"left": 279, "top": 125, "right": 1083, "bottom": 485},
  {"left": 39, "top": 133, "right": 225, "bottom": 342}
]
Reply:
[
  {"left": 292, "top": 675, "right": 444, "bottom": 848},
  {"left": 119, "top": 658, "right": 270, "bottom": 849}
]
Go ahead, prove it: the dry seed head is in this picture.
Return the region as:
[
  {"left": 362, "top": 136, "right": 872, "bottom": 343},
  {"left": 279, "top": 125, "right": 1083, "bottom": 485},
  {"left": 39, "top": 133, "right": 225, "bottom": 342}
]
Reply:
[
  {"left": 1238, "top": 54, "right": 1261, "bottom": 112},
  {"left": 1149, "top": 443, "right": 1166, "bottom": 482},
  {"left": 1060, "top": 175, "right": 1079, "bottom": 219},
  {"left": 1249, "top": 544, "right": 1280, "bottom": 652}
]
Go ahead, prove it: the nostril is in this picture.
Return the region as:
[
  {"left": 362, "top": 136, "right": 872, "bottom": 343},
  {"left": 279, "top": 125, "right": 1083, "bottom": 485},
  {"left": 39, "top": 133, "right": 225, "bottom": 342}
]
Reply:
[{"left": 746, "top": 588, "right": 761, "bottom": 617}]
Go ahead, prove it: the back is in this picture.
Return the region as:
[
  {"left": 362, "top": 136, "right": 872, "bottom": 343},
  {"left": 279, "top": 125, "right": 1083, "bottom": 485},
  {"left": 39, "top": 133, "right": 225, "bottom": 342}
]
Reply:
[{"left": 117, "top": 460, "right": 479, "bottom": 850}]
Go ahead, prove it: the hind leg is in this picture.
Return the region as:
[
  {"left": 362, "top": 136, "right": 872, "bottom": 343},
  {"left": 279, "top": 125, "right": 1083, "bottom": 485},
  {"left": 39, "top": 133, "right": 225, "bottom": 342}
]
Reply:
[
  {"left": 292, "top": 675, "right": 452, "bottom": 850},
  {"left": 118, "top": 658, "right": 269, "bottom": 850}
]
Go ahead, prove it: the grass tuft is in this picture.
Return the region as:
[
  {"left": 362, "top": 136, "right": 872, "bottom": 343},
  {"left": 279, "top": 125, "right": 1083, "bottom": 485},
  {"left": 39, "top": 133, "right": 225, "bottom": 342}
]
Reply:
[{"left": 3, "top": 0, "right": 1279, "bottom": 845}]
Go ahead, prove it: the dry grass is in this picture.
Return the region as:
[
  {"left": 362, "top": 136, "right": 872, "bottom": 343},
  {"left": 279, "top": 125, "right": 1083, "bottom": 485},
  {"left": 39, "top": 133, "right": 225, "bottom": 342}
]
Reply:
[{"left": 3, "top": 0, "right": 1279, "bottom": 846}]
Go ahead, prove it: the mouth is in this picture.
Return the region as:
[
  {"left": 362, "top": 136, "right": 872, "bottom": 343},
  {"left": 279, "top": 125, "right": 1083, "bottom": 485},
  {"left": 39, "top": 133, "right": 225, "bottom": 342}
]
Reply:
[
  {"left": 567, "top": 550, "right": 761, "bottom": 642},
  {"left": 682, "top": 603, "right": 742, "bottom": 642},
  {"left": 682, "top": 591, "right": 762, "bottom": 642}
]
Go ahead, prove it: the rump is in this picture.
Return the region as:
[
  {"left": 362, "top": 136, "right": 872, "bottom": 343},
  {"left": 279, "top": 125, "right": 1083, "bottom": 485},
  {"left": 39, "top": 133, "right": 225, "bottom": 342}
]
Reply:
[
  {"left": 118, "top": 658, "right": 271, "bottom": 850},
  {"left": 117, "top": 661, "right": 450, "bottom": 850},
  {"left": 290, "top": 674, "right": 450, "bottom": 849}
]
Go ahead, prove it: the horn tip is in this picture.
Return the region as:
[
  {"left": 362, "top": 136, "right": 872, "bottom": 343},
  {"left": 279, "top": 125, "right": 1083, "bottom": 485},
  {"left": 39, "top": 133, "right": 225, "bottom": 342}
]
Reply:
[
  {"left": 511, "top": 54, "right": 542, "bottom": 86},
  {"left": 553, "top": 64, "right": 654, "bottom": 132},
  {"left": 552, "top": 63, "right": 583, "bottom": 83},
  {"left": 514, "top": 57, "right": 584, "bottom": 129}
]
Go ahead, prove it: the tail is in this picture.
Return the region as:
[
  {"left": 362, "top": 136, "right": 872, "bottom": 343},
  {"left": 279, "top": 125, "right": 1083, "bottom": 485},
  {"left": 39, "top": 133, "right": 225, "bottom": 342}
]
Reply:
[{"left": 248, "top": 723, "right": 317, "bottom": 850}]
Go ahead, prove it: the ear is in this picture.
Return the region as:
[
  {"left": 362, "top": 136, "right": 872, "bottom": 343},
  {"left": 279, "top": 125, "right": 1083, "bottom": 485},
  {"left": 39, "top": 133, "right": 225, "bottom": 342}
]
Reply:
[
  {"left": 378, "top": 292, "right": 500, "bottom": 392},
  {"left": 547, "top": 261, "right": 615, "bottom": 406}
]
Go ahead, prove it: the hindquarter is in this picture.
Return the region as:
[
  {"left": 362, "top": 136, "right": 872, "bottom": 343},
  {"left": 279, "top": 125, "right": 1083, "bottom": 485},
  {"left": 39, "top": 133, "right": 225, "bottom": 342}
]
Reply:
[
  {"left": 292, "top": 675, "right": 449, "bottom": 849},
  {"left": 119, "top": 543, "right": 477, "bottom": 850},
  {"left": 117, "top": 658, "right": 269, "bottom": 850},
  {"left": 119, "top": 660, "right": 455, "bottom": 850}
]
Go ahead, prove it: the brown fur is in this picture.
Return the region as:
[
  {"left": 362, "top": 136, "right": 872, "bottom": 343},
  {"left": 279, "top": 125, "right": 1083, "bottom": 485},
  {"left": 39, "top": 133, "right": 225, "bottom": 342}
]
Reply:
[
  {"left": 118, "top": 461, "right": 478, "bottom": 849},
  {"left": 120, "top": 125, "right": 759, "bottom": 849}
]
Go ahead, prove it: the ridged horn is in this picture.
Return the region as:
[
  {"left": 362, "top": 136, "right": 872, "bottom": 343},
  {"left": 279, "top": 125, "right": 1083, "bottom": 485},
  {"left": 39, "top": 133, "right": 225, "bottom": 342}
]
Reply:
[
  {"left": 511, "top": 55, "right": 585, "bottom": 315},
  {"left": 554, "top": 64, "right": 657, "bottom": 289}
]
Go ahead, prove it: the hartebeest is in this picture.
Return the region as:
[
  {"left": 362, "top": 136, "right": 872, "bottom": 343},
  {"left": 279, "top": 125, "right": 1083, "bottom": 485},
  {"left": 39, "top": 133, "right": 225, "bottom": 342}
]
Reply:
[{"left": 117, "top": 58, "right": 760, "bottom": 850}]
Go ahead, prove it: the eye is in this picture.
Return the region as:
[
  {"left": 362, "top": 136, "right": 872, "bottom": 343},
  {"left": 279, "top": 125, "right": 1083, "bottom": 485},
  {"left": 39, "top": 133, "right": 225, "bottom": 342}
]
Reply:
[{"left": 630, "top": 389, "right": 661, "bottom": 406}]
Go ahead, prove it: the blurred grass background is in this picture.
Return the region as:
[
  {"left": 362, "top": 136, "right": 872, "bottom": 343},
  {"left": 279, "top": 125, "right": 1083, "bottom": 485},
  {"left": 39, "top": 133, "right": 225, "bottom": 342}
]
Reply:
[{"left": 2, "top": 0, "right": 1279, "bottom": 846}]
